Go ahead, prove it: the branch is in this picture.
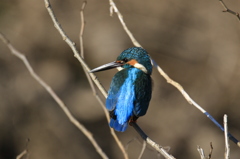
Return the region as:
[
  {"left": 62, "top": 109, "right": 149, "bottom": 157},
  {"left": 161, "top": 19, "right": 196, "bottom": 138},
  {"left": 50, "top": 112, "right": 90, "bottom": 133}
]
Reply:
[
  {"left": 219, "top": 0, "right": 240, "bottom": 21},
  {"left": 130, "top": 122, "right": 176, "bottom": 159},
  {"left": 208, "top": 142, "right": 213, "bottom": 159},
  {"left": 0, "top": 32, "right": 108, "bottom": 159},
  {"left": 108, "top": 0, "right": 240, "bottom": 148},
  {"left": 138, "top": 140, "right": 146, "bottom": 159},
  {"left": 44, "top": 0, "right": 108, "bottom": 99},
  {"left": 16, "top": 150, "right": 28, "bottom": 159},
  {"left": 78, "top": 2, "right": 128, "bottom": 159},
  {"left": 224, "top": 115, "right": 230, "bottom": 159},
  {"left": 197, "top": 143, "right": 213, "bottom": 159},
  {"left": 109, "top": 0, "right": 141, "bottom": 47},
  {"left": 197, "top": 145, "right": 206, "bottom": 159}
]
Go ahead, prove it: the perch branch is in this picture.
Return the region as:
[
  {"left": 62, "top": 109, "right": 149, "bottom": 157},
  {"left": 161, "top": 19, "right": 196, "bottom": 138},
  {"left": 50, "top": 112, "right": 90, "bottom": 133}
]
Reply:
[
  {"left": 130, "top": 122, "right": 175, "bottom": 159},
  {"left": 108, "top": 0, "right": 240, "bottom": 148},
  {"left": 0, "top": 32, "right": 108, "bottom": 159},
  {"left": 78, "top": 2, "right": 128, "bottom": 159}
]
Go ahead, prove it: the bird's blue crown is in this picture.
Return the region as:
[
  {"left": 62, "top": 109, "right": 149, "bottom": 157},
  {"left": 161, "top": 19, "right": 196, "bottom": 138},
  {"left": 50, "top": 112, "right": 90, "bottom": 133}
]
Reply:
[{"left": 116, "top": 47, "right": 152, "bottom": 75}]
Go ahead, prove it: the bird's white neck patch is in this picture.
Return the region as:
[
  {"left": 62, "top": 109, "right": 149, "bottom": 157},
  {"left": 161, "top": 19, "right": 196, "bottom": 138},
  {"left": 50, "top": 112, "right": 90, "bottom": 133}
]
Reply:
[
  {"left": 133, "top": 63, "right": 148, "bottom": 74},
  {"left": 127, "top": 59, "right": 148, "bottom": 74}
]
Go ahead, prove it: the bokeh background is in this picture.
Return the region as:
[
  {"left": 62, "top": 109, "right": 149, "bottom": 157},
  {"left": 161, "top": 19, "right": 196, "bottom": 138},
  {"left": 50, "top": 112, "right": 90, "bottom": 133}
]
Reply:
[{"left": 0, "top": 0, "right": 240, "bottom": 158}]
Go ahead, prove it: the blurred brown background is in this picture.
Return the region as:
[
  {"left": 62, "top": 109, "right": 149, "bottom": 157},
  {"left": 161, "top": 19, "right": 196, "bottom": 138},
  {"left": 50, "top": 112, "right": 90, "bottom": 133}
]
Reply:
[{"left": 0, "top": 0, "right": 240, "bottom": 159}]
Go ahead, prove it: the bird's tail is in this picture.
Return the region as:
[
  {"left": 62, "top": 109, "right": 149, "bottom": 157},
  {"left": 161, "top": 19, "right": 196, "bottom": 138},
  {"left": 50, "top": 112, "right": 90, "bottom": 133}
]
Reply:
[{"left": 109, "top": 118, "right": 128, "bottom": 132}]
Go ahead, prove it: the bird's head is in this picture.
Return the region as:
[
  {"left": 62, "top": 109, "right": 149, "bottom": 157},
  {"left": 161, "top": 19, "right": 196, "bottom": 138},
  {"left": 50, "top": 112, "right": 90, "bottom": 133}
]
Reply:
[{"left": 90, "top": 47, "right": 152, "bottom": 75}]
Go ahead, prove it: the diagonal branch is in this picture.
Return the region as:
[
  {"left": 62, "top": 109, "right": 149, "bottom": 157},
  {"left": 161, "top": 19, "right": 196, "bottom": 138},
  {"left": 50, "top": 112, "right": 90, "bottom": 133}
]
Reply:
[
  {"left": 131, "top": 122, "right": 176, "bottom": 159},
  {"left": 109, "top": 0, "right": 141, "bottom": 47},
  {"left": 219, "top": 0, "right": 240, "bottom": 21},
  {"left": 16, "top": 150, "right": 28, "bottom": 159},
  {"left": 0, "top": 32, "right": 108, "bottom": 159},
  {"left": 44, "top": 0, "right": 108, "bottom": 98},
  {"left": 78, "top": 2, "right": 128, "bottom": 159}
]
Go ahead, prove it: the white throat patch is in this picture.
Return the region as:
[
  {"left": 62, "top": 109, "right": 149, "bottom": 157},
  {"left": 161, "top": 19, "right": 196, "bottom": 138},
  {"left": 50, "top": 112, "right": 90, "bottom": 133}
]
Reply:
[{"left": 117, "top": 67, "right": 124, "bottom": 71}]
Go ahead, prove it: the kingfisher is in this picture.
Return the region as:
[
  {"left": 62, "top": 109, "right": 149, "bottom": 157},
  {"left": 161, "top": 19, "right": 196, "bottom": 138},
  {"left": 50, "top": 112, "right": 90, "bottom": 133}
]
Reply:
[{"left": 90, "top": 47, "right": 152, "bottom": 132}]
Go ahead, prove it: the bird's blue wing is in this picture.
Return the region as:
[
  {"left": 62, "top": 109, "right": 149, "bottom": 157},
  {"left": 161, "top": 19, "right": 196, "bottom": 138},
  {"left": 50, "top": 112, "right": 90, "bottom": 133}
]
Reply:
[
  {"left": 107, "top": 68, "right": 151, "bottom": 132},
  {"left": 106, "top": 70, "right": 127, "bottom": 111}
]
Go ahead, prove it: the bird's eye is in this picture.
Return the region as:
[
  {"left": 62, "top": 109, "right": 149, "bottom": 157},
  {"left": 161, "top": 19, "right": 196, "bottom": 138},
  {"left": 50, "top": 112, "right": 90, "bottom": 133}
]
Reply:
[{"left": 122, "top": 58, "right": 128, "bottom": 63}]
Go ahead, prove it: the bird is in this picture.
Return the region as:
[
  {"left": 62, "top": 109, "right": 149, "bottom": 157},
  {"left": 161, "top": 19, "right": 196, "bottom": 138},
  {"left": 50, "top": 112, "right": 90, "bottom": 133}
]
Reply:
[{"left": 90, "top": 47, "right": 152, "bottom": 132}]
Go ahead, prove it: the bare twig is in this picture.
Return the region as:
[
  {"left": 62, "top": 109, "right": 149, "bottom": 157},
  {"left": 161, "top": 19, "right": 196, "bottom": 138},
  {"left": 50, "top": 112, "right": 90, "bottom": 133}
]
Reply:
[
  {"left": 208, "top": 142, "right": 213, "bottom": 159},
  {"left": 16, "top": 150, "right": 28, "bottom": 159},
  {"left": 130, "top": 122, "right": 176, "bottom": 159},
  {"left": 16, "top": 138, "right": 30, "bottom": 159},
  {"left": 219, "top": 0, "right": 240, "bottom": 21},
  {"left": 44, "top": 0, "right": 108, "bottom": 99},
  {"left": 78, "top": 2, "right": 128, "bottom": 159},
  {"left": 224, "top": 114, "right": 230, "bottom": 159},
  {"left": 79, "top": 1, "right": 86, "bottom": 59},
  {"left": 197, "top": 146, "right": 206, "bottom": 159},
  {"left": 108, "top": 0, "right": 240, "bottom": 148},
  {"left": 138, "top": 141, "right": 146, "bottom": 159},
  {"left": 109, "top": 0, "right": 141, "bottom": 47},
  {"left": 197, "top": 143, "right": 213, "bottom": 159},
  {"left": 0, "top": 32, "right": 108, "bottom": 159}
]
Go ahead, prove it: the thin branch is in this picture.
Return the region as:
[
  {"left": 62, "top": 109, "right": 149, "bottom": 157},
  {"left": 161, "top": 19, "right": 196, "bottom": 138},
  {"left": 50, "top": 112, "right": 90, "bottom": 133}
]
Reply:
[
  {"left": 79, "top": 1, "right": 98, "bottom": 101},
  {"left": 0, "top": 32, "right": 108, "bottom": 159},
  {"left": 108, "top": 0, "right": 240, "bottom": 148},
  {"left": 219, "top": 0, "right": 240, "bottom": 21},
  {"left": 79, "top": 1, "right": 86, "bottom": 58},
  {"left": 109, "top": 0, "right": 141, "bottom": 47},
  {"left": 208, "top": 142, "right": 213, "bottom": 159},
  {"left": 224, "top": 114, "right": 230, "bottom": 159},
  {"left": 78, "top": 2, "right": 128, "bottom": 159},
  {"left": 138, "top": 141, "right": 146, "bottom": 159},
  {"left": 16, "top": 138, "right": 30, "bottom": 159},
  {"left": 125, "top": 137, "right": 158, "bottom": 154},
  {"left": 197, "top": 143, "right": 213, "bottom": 159},
  {"left": 16, "top": 150, "right": 28, "bottom": 159},
  {"left": 130, "top": 122, "right": 176, "bottom": 159},
  {"left": 44, "top": 0, "right": 108, "bottom": 99},
  {"left": 197, "top": 146, "right": 206, "bottom": 159}
]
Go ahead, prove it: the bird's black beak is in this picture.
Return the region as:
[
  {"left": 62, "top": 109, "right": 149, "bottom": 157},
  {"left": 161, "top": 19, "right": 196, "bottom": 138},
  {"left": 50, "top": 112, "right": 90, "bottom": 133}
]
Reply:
[{"left": 90, "top": 61, "right": 122, "bottom": 73}]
